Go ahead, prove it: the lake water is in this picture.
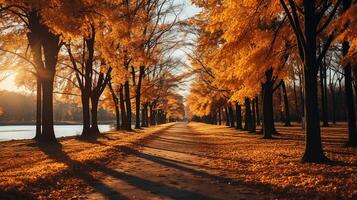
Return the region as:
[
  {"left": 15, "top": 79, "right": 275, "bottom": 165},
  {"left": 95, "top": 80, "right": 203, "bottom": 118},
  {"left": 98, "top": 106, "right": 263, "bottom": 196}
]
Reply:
[{"left": 0, "top": 125, "right": 112, "bottom": 141}]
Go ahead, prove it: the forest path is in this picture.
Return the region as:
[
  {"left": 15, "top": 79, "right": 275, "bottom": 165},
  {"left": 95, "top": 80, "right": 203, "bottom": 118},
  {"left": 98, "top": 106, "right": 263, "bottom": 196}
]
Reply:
[{"left": 85, "top": 122, "right": 263, "bottom": 200}]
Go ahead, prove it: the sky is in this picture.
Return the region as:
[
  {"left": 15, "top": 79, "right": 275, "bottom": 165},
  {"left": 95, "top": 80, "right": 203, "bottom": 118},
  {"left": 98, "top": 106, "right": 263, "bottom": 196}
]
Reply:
[{"left": 0, "top": 0, "right": 200, "bottom": 94}]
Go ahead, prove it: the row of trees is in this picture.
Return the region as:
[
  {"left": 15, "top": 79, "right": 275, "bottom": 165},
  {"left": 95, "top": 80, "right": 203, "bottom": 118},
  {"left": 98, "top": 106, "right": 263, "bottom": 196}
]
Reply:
[
  {"left": 187, "top": 0, "right": 356, "bottom": 163},
  {"left": 0, "top": 0, "right": 185, "bottom": 143}
]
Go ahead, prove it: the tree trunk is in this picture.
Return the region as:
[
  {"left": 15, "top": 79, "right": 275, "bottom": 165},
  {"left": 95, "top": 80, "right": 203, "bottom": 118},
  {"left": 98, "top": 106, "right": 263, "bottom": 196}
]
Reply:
[
  {"left": 235, "top": 103, "right": 243, "bottom": 129},
  {"left": 244, "top": 98, "right": 254, "bottom": 132},
  {"left": 299, "top": 73, "right": 305, "bottom": 123},
  {"left": 255, "top": 96, "right": 260, "bottom": 126},
  {"left": 141, "top": 103, "right": 148, "bottom": 127},
  {"left": 218, "top": 107, "right": 222, "bottom": 125},
  {"left": 278, "top": 87, "right": 285, "bottom": 123},
  {"left": 330, "top": 86, "right": 336, "bottom": 124},
  {"left": 282, "top": 81, "right": 291, "bottom": 126},
  {"left": 252, "top": 99, "right": 256, "bottom": 130},
  {"left": 81, "top": 93, "right": 91, "bottom": 136},
  {"left": 90, "top": 96, "right": 100, "bottom": 135},
  {"left": 135, "top": 66, "right": 144, "bottom": 129},
  {"left": 145, "top": 103, "right": 150, "bottom": 127},
  {"left": 35, "top": 76, "right": 42, "bottom": 140},
  {"left": 342, "top": 0, "right": 357, "bottom": 146},
  {"left": 124, "top": 81, "right": 132, "bottom": 131},
  {"left": 225, "top": 107, "right": 230, "bottom": 126},
  {"left": 293, "top": 80, "right": 300, "bottom": 122},
  {"left": 228, "top": 105, "right": 235, "bottom": 128},
  {"left": 262, "top": 71, "right": 276, "bottom": 139},
  {"left": 119, "top": 85, "right": 127, "bottom": 130},
  {"left": 343, "top": 42, "right": 357, "bottom": 146},
  {"left": 301, "top": 1, "right": 327, "bottom": 162},
  {"left": 320, "top": 64, "right": 329, "bottom": 127},
  {"left": 109, "top": 82, "right": 120, "bottom": 130},
  {"left": 41, "top": 78, "right": 56, "bottom": 142}
]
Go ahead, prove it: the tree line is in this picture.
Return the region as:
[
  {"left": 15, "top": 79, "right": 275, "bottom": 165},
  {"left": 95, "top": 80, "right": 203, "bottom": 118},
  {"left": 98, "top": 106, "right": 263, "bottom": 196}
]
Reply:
[
  {"left": 0, "top": 0, "right": 185, "bottom": 143},
  {"left": 187, "top": 0, "right": 356, "bottom": 163}
]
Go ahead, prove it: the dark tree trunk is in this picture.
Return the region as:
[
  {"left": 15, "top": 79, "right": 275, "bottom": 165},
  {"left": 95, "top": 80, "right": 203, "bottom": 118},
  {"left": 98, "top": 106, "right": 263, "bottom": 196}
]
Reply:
[
  {"left": 278, "top": 87, "right": 285, "bottom": 122},
  {"left": 124, "top": 81, "right": 132, "bottom": 131},
  {"left": 109, "top": 82, "right": 120, "bottom": 130},
  {"left": 90, "top": 96, "right": 100, "bottom": 135},
  {"left": 235, "top": 103, "right": 243, "bottom": 129},
  {"left": 81, "top": 93, "right": 91, "bottom": 136},
  {"left": 299, "top": 73, "right": 305, "bottom": 123},
  {"left": 228, "top": 105, "right": 235, "bottom": 128},
  {"left": 135, "top": 66, "right": 145, "bottom": 129},
  {"left": 301, "top": 1, "right": 327, "bottom": 162},
  {"left": 27, "top": 11, "right": 60, "bottom": 143},
  {"left": 41, "top": 78, "right": 56, "bottom": 142},
  {"left": 255, "top": 96, "right": 260, "bottom": 126},
  {"left": 145, "top": 103, "right": 150, "bottom": 127},
  {"left": 343, "top": 42, "right": 357, "bottom": 146},
  {"left": 293, "top": 80, "right": 301, "bottom": 122},
  {"left": 225, "top": 107, "right": 230, "bottom": 126},
  {"left": 218, "top": 107, "right": 222, "bottom": 125},
  {"left": 282, "top": 81, "right": 291, "bottom": 126},
  {"left": 262, "top": 70, "right": 276, "bottom": 139},
  {"left": 119, "top": 85, "right": 127, "bottom": 130},
  {"left": 35, "top": 77, "right": 41, "bottom": 140},
  {"left": 320, "top": 64, "right": 329, "bottom": 127},
  {"left": 141, "top": 103, "right": 148, "bottom": 127},
  {"left": 330, "top": 86, "right": 337, "bottom": 124},
  {"left": 252, "top": 99, "right": 256, "bottom": 130},
  {"left": 244, "top": 98, "right": 254, "bottom": 132},
  {"left": 342, "top": 0, "right": 357, "bottom": 146}
]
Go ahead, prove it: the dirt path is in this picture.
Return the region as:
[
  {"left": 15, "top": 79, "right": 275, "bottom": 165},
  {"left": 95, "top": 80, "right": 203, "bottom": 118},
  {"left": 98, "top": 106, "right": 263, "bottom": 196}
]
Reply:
[{"left": 85, "top": 123, "right": 263, "bottom": 200}]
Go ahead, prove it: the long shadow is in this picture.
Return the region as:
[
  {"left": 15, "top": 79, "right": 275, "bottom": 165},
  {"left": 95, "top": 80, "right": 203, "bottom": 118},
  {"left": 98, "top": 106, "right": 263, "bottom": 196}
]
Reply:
[
  {"left": 134, "top": 142, "right": 252, "bottom": 164},
  {"left": 116, "top": 146, "right": 342, "bottom": 199},
  {"left": 38, "top": 143, "right": 129, "bottom": 200},
  {"left": 117, "top": 146, "right": 252, "bottom": 184},
  {"left": 89, "top": 163, "right": 213, "bottom": 200}
]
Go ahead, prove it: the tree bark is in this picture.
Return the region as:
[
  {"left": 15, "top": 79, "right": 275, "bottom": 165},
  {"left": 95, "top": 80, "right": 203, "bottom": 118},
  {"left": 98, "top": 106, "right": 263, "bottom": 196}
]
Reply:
[
  {"left": 90, "top": 96, "right": 100, "bottom": 135},
  {"left": 244, "top": 98, "right": 254, "bottom": 132},
  {"left": 119, "top": 85, "right": 127, "bottom": 130},
  {"left": 81, "top": 93, "right": 91, "bottom": 136},
  {"left": 320, "top": 64, "right": 329, "bottom": 127},
  {"left": 35, "top": 77, "right": 41, "bottom": 139},
  {"left": 135, "top": 66, "right": 144, "bottom": 129},
  {"left": 342, "top": 0, "right": 357, "bottom": 146},
  {"left": 41, "top": 78, "right": 56, "bottom": 142},
  {"left": 262, "top": 70, "right": 276, "bottom": 139},
  {"left": 330, "top": 85, "right": 336, "bottom": 124},
  {"left": 109, "top": 82, "right": 120, "bottom": 130},
  {"left": 301, "top": 1, "right": 327, "bottom": 162},
  {"left": 255, "top": 96, "right": 260, "bottom": 126},
  {"left": 124, "top": 80, "right": 132, "bottom": 131},
  {"left": 252, "top": 99, "right": 256, "bottom": 130},
  {"left": 218, "top": 107, "right": 222, "bottom": 125},
  {"left": 343, "top": 42, "right": 357, "bottom": 146},
  {"left": 235, "top": 103, "right": 243, "bottom": 129},
  {"left": 225, "top": 107, "right": 230, "bottom": 126},
  {"left": 281, "top": 81, "right": 291, "bottom": 126},
  {"left": 228, "top": 105, "right": 235, "bottom": 128},
  {"left": 293, "top": 80, "right": 300, "bottom": 122}
]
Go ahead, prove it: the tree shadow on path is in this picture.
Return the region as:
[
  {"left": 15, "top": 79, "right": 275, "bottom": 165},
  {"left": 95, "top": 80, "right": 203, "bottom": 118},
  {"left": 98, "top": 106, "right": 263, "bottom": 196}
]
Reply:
[
  {"left": 38, "top": 143, "right": 129, "bottom": 200},
  {"left": 38, "top": 143, "right": 213, "bottom": 200}
]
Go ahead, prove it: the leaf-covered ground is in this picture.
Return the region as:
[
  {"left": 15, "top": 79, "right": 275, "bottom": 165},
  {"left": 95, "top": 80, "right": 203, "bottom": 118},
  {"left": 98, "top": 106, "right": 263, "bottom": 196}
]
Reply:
[
  {"left": 0, "top": 122, "right": 355, "bottom": 199},
  {"left": 0, "top": 123, "right": 175, "bottom": 199},
  {"left": 188, "top": 122, "right": 357, "bottom": 199}
]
